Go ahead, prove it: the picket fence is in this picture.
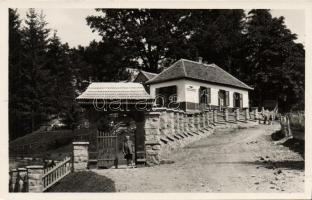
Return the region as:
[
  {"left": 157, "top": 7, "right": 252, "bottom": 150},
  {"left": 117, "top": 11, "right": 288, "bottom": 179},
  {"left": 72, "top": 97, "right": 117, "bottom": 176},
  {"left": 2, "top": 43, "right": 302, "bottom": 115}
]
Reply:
[
  {"left": 42, "top": 156, "right": 72, "bottom": 191},
  {"left": 9, "top": 157, "right": 72, "bottom": 192}
]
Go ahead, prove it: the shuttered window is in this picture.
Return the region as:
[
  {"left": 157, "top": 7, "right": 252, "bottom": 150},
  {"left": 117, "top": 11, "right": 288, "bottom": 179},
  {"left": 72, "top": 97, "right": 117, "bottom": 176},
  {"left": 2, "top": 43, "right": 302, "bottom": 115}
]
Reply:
[
  {"left": 155, "top": 86, "right": 177, "bottom": 107},
  {"left": 199, "top": 87, "right": 211, "bottom": 104},
  {"left": 233, "top": 92, "right": 243, "bottom": 108},
  {"left": 218, "top": 89, "right": 229, "bottom": 107}
]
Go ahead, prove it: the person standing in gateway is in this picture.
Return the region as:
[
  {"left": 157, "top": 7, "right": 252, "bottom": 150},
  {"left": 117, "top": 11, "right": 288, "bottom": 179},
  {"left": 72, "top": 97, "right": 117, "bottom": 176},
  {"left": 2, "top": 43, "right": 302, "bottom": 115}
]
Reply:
[{"left": 123, "top": 135, "right": 134, "bottom": 167}]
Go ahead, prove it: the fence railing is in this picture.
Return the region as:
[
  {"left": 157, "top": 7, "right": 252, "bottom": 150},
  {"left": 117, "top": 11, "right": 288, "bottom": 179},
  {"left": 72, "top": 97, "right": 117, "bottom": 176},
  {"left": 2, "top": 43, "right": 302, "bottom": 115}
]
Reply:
[
  {"left": 9, "top": 168, "right": 28, "bottom": 192},
  {"left": 42, "top": 156, "right": 72, "bottom": 191}
]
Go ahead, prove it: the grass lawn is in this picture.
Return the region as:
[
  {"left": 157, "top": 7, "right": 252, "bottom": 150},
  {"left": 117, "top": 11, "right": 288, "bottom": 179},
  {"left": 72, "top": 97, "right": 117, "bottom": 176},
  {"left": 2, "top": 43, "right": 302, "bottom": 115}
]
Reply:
[
  {"left": 9, "top": 128, "right": 97, "bottom": 159},
  {"left": 47, "top": 171, "right": 116, "bottom": 192}
]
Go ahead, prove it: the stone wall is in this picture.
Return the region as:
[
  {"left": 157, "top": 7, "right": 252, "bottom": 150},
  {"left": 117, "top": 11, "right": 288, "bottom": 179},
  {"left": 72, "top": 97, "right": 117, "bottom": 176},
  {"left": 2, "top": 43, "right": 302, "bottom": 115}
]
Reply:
[{"left": 144, "top": 107, "right": 259, "bottom": 166}]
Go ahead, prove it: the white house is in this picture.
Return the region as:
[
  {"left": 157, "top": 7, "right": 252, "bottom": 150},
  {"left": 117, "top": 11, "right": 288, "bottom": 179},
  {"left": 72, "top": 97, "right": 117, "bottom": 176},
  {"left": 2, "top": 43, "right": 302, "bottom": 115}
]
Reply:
[{"left": 144, "top": 58, "right": 253, "bottom": 112}]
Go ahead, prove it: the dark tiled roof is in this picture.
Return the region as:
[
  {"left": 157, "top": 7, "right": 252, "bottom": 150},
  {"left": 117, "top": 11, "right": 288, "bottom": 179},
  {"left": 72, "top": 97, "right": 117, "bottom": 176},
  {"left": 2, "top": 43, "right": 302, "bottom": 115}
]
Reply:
[
  {"left": 140, "top": 70, "right": 158, "bottom": 80},
  {"left": 146, "top": 59, "right": 253, "bottom": 90}
]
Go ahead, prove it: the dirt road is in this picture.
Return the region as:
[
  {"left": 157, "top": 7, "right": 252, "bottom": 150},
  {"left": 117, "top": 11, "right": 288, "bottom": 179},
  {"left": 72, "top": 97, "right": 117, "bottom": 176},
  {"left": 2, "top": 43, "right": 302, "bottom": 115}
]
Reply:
[{"left": 93, "top": 124, "right": 304, "bottom": 192}]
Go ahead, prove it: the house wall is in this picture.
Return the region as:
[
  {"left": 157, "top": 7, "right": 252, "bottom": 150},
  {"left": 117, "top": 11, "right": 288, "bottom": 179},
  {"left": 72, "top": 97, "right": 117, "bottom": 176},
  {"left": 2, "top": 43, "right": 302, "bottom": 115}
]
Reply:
[
  {"left": 149, "top": 79, "right": 186, "bottom": 102},
  {"left": 149, "top": 79, "right": 249, "bottom": 109},
  {"left": 184, "top": 79, "right": 249, "bottom": 108}
]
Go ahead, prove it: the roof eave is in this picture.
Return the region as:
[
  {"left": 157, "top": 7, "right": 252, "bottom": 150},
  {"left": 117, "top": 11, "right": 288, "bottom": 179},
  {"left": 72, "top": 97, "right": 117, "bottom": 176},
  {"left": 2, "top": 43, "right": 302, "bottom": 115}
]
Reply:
[{"left": 147, "top": 77, "right": 253, "bottom": 91}]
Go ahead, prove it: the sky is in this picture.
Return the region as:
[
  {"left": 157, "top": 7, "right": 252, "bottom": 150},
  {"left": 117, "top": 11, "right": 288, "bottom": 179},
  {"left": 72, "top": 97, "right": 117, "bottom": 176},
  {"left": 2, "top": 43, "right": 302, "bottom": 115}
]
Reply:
[{"left": 17, "top": 9, "right": 305, "bottom": 48}]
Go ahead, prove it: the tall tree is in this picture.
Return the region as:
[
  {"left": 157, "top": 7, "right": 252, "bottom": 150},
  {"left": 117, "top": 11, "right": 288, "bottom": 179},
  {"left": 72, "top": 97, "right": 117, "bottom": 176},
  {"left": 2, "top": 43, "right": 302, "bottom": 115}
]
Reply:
[
  {"left": 187, "top": 9, "right": 246, "bottom": 77},
  {"left": 10, "top": 8, "right": 52, "bottom": 139},
  {"left": 83, "top": 40, "right": 131, "bottom": 81},
  {"left": 9, "top": 9, "right": 25, "bottom": 140},
  {"left": 86, "top": 9, "right": 193, "bottom": 73},
  {"left": 244, "top": 9, "right": 305, "bottom": 111}
]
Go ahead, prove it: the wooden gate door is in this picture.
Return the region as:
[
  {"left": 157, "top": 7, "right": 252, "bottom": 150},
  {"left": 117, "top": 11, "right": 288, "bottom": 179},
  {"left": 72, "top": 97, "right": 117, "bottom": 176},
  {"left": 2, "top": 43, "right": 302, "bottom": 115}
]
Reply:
[{"left": 97, "top": 130, "right": 118, "bottom": 168}]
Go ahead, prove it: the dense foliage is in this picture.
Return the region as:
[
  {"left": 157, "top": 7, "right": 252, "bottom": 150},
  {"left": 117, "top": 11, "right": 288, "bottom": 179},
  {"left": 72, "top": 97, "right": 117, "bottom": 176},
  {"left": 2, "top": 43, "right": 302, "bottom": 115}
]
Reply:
[
  {"left": 9, "top": 9, "right": 305, "bottom": 140},
  {"left": 9, "top": 9, "right": 81, "bottom": 140}
]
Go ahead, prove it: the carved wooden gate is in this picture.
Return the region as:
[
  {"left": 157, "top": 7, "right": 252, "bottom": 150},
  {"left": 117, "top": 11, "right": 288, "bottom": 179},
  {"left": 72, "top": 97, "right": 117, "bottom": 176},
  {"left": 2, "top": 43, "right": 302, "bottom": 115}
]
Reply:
[{"left": 97, "top": 130, "right": 118, "bottom": 168}]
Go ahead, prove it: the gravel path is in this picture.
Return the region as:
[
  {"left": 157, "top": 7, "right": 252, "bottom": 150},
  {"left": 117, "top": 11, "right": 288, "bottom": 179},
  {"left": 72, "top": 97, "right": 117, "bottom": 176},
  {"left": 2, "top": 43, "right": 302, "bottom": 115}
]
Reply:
[{"left": 92, "top": 124, "right": 304, "bottom": 192}]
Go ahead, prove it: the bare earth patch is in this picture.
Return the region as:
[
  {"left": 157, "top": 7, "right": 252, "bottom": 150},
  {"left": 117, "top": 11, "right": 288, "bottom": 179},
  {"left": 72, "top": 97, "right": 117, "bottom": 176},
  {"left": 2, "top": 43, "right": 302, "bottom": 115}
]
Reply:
[{"left": 92, "top": 124, "right": 304, "bottom": 192}]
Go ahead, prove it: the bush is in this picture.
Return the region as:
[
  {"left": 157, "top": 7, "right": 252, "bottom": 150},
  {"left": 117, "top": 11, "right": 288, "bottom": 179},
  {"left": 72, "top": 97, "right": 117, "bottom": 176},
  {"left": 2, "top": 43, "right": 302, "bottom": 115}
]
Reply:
[{"left": 288, "top": 112, "right": 304, "bottom": 132}]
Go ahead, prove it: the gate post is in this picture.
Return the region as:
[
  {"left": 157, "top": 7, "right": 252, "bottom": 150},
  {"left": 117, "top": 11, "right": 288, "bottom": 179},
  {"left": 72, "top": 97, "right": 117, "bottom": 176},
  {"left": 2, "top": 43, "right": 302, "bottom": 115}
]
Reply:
[
  {"left": 144, "top": 111, "right": 161, "bottom": 166},
  {"left": 26, "top": 165, "right": 44, "bottom": 192},
  {"left": 72, "top": 142, "right": 89, "bottom": 171}
]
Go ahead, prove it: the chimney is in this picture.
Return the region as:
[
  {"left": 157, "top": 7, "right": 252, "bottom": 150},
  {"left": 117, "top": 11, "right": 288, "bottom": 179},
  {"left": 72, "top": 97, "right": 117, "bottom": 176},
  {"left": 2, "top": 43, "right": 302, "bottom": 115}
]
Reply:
[{"left": 198, "top": 57, "right": 203, "bottom": 64}]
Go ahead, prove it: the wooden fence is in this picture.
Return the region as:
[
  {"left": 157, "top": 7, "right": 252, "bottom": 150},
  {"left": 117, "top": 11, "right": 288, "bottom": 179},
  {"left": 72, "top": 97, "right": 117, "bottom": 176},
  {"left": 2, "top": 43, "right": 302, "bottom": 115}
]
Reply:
[
  {"left": 42, "top": 157, "right": 72, "bottom": 191},
  {"left": 9, "top": 157, "right": 72, "bottom": 192}
]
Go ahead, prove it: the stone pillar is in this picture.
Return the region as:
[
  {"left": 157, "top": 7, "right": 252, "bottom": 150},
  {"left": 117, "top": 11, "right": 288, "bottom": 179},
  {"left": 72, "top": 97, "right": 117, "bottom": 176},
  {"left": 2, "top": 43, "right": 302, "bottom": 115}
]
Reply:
[
  {"left": 213, "top": 109, "right": 218, "bottom": 123},
  {"left": 235, "top": 108, "right": 240, "bottom": 121},
  {"left": 184, "top": 112, "right": 189, "bottom": 133},
  {"left": 244, "top": 108, "right": 249, "bottom": 121},
  {"left": 166, "top": 109, "right": 174, "bottom": 138},
  {"left": 202, "top": 112, "right": 206, "bottom": 129},
  {"left": 27, "top": 165, "right": 44, "bottom": 192},
  {"left": 156, "top": 108, "right": 168, "bottom": 138},
  {"left": 174, "top": 111, "right": 179, "bottom": 136},
  {"left": 144, "top": 112, "right": 161, "bottom": 166},
  {"left": 200, "top": 112, "right": 205, "bottom": 129},
  {"left": 205, "top": 110, "right": 210, "bottom": 127},
  {"left": 194, "top": 113, "right": 200, "bottom": 132},
  {"left": 73, "top": 142, "right": 89, "bottom": 171},
  {"left": 224, "top": 108, "right": 229, "bottom": 122},
  {"left": 179, "top": 111, "right": 185, "bottom": 134},
  {"left": 188, "top": 113, "right": 195, "bottom": 132}
]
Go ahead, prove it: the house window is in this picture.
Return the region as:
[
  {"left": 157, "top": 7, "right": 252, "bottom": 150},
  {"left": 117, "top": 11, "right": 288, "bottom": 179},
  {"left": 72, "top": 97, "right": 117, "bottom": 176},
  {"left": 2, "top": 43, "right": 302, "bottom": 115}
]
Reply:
[
  {"left": 199, "top": 87, "right": 211, "bottom": 104},
  {"left": 233, "top": 92, "right": 243, "bottom": 108},
  {"left": 155, "top": 85, "right": 177, "bottom": 108},
  {"left": 218, "top": 90, "right": 229, "bottom": 107}
]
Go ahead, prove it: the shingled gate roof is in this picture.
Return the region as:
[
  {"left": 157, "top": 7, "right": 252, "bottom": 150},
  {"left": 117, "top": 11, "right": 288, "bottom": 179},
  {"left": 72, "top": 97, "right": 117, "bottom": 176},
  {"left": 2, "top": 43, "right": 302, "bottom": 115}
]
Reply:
[
  {"left": 146, "top": 59, "right": 253, "bottom": 90},
  {"left": 76, "top": 82, "right": 153, "bottom": 101}
]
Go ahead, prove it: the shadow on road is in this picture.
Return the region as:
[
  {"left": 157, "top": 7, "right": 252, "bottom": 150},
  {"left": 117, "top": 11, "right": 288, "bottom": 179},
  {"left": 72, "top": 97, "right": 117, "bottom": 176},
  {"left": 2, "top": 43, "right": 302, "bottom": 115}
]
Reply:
[
  {"left": 271, "top": 131, "right": 304, "bottom": 158},
  {"left": 282, "top": 139, "right": 304, "bottom": 158},
  {"left": 213, "top": 160, "right": 304, "bottom": 171},
  {"left": 47, "top": 171, "right": 116, "bottom": 192}
]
